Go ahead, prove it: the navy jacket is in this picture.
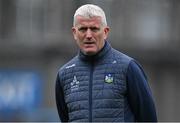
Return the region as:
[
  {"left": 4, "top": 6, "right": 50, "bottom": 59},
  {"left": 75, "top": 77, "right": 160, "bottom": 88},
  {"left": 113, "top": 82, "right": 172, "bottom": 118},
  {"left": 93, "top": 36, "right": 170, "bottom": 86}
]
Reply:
[{"left": 55, "top": 41, "right": 157, "bottom": 122}]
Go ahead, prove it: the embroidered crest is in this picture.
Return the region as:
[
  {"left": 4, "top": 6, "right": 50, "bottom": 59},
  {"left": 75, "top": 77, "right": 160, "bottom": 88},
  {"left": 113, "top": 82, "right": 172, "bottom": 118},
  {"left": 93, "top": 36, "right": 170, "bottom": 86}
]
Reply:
[
  {"left": 105, "top": 74, "right": 114, "bottom": 83},
  {"left": 70, "top": 76, "right": 79, "bottom": 91}
]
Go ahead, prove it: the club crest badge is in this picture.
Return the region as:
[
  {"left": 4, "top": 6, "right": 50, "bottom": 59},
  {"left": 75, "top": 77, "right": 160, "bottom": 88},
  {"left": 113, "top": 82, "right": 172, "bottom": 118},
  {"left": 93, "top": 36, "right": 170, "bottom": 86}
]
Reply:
[{"left": 105, "top": 74, "right": 114, "bottom": 83}]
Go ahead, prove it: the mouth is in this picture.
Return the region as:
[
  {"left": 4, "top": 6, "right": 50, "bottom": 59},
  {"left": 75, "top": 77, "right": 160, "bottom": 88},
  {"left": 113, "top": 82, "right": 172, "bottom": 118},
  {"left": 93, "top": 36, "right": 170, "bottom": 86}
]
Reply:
[{"left": 84, "top": 41, "right": 95, "bottom": 45}]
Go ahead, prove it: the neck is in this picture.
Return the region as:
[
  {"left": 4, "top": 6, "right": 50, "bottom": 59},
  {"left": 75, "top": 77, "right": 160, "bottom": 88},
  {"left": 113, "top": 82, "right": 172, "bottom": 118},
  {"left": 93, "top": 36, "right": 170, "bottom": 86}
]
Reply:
[{"left": 78, "top": 41, "right": 111, "bottom": 62}]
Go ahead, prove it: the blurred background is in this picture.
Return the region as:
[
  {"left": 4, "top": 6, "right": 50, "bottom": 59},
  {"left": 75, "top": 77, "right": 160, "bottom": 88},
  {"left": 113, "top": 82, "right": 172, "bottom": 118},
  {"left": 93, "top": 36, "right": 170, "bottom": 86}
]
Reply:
[{"left": 0, "top": 0, "right": 180, "bottom": 122}]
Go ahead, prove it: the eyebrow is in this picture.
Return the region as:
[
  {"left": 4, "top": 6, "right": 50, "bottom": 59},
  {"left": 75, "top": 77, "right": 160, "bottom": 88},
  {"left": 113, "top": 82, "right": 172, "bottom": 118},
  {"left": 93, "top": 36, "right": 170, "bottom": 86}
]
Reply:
[{"left": 78, "top": 26, "right": 100, "bottom": 31}]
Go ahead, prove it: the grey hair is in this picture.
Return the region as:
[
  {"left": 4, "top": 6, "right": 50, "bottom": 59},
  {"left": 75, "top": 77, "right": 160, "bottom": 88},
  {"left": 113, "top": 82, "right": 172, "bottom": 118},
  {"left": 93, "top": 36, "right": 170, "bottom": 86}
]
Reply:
[{"left": 73, "top": 4, "right": 107, "bottom": 26}]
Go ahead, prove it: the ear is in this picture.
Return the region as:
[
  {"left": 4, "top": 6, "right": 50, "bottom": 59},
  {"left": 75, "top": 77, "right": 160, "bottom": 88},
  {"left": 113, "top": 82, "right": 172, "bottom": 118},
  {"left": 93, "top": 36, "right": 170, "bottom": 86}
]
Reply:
[
  {"left": 103, "top": 26, "right": 110, "bottom": 40},
  {"left": 72, "top": 27, "right": 77, "bottom": 40}
]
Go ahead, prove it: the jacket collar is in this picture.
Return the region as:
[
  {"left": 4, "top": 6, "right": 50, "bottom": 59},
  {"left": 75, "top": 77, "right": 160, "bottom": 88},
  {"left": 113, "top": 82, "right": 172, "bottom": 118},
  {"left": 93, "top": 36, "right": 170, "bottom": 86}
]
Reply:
[{"left": 78, "top": 41, "right": 111, "bottom": 62}]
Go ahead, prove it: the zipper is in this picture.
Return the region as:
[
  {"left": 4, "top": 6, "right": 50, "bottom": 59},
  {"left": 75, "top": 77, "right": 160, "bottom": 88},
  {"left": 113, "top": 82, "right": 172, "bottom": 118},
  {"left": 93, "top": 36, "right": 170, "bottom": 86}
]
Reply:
[{"left": 89, "top": 62, "right": 94, "bottom": 122}]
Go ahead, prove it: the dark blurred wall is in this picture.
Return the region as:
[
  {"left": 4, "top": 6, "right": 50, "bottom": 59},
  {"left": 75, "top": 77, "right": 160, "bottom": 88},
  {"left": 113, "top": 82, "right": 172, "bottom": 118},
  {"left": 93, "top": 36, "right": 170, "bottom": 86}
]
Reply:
[{"left": 0, "top": 0, "right": 180, "bottom": 121}]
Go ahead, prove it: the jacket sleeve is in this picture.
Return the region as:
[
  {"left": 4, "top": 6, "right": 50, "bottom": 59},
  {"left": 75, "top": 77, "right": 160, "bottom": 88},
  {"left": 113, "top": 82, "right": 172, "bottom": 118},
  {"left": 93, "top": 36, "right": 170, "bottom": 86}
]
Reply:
[
  {"left": 55, "top": 73, "right": 69, "bottom": 122},
  {"left": 126, "top": 60, "right": 157, "bottom": 122}
]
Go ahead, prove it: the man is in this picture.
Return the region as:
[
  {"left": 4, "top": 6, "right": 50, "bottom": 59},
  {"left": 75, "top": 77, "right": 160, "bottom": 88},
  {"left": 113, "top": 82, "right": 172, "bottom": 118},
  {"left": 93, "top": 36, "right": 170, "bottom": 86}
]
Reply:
[{"left": 55, "top": 4, "right": 157, "bottom": 122}]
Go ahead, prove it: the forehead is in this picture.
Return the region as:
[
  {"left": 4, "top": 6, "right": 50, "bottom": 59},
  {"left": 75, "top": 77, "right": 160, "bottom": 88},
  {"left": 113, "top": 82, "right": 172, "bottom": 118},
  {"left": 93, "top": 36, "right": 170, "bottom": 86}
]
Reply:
[{"left": 75, "top": 15, "right": 102, "bottom": 27}]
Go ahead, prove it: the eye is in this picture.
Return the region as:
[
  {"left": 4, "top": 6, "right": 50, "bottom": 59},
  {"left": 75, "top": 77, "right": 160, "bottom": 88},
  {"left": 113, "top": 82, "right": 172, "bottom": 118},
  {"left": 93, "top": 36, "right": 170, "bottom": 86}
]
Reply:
[
  {"left": 90, "top": 27, "right": 100, "bottom": 32},
  {"left": 78, "top": 27, "right": 87, "bottom": 32}
]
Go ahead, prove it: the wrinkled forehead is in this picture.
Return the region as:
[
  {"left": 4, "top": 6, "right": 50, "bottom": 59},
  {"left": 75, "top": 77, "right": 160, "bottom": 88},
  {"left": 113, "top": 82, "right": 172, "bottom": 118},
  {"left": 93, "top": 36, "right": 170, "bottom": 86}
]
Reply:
[{"left": 75, "top": 15, "right": 102, "bottom": 26}]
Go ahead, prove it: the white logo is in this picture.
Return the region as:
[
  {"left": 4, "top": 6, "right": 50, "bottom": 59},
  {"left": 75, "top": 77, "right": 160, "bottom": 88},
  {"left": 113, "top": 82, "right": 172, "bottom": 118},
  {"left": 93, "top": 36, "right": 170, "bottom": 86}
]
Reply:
[
  {"left": 66, "top": 64, "right": 76, "bottom": 69},
  {"left": 70, "top": 76, "right": 79, "bottom": 92},
  {"left": 112, "top": 60, "right": 117, "bottom": 64}
]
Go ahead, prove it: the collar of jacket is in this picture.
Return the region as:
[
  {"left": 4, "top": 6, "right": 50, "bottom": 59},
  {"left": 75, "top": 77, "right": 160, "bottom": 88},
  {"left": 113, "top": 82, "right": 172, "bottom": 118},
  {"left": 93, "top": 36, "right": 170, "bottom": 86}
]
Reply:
[{"left": 78, "top": 40, "right": 112, "bottom": 62}]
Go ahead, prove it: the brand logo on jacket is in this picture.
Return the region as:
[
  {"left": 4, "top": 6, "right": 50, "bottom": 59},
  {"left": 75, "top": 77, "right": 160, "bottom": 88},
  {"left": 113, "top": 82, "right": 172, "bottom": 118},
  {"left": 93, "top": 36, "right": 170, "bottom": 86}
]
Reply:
[
  {"left": 71, "top": 76, "right": 79, "bottom": 92},
  {"left": 66, "top": 64, "right": 76, "bottom": 69},
  {"left": 112, "top": 60, "right": 117, "bottom": 64},
  {"left": 105, "top": 74, "right": 113, "bottom": 83}
]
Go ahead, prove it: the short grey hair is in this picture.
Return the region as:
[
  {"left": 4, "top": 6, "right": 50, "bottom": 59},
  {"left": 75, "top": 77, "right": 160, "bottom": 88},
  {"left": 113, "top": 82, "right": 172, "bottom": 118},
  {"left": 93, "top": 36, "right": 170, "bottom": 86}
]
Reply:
[{"left": 73, "top": 4, "right": 107, "bottom": 26}]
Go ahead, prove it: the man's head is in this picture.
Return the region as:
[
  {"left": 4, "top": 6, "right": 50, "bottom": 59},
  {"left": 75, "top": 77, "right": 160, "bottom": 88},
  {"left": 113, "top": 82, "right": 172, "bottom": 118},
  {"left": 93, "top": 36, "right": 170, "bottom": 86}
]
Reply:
[{"left": 72, "top": 4, "right": 110, "bottom": 56}]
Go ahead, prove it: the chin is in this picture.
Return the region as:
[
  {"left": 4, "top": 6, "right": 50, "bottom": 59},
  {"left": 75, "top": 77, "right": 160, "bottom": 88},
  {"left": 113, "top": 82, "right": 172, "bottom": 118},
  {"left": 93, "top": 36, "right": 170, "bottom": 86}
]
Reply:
[{"left": 84, "top": 50, "right": 97, "bottom": 56}]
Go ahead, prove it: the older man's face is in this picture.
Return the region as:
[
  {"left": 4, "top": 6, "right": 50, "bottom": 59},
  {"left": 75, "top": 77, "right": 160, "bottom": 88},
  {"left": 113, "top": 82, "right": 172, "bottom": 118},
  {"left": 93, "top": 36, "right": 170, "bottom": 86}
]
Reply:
[{"left": 72, "top": 16, "right": 109, "bottom": 55}]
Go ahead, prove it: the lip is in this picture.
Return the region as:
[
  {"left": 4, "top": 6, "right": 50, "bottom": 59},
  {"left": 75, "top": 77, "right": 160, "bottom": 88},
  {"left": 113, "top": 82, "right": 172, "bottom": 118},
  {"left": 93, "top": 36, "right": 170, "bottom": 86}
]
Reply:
[
  {"left": 84, "top": 41, "right": 95, "bottom": 44},
  {"left": 83, "top": 42, "right": 96, "bottom": 48}
]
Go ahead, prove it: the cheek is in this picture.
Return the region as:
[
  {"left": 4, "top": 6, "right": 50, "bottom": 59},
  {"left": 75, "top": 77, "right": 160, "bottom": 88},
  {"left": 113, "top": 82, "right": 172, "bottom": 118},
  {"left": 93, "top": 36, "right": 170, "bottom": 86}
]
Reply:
[
  {"left": 76, "top": 33, "right": 84, "bottom": 40},
  {"left": 97, "top": 34, "right": 105, "bottom": 42},
  {"left": 75, "top": 38, "right": 83, "bottom": 47},
  {"left": 97, "top": 34, "right": 105, "bottom": 46}
]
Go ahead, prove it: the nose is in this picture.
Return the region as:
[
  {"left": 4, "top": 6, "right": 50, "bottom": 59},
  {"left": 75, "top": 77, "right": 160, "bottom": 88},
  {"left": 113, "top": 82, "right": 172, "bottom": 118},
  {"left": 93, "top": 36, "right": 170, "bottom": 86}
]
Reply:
[{"left": 85, "top": 29, "right": 93, "bottom": 40}]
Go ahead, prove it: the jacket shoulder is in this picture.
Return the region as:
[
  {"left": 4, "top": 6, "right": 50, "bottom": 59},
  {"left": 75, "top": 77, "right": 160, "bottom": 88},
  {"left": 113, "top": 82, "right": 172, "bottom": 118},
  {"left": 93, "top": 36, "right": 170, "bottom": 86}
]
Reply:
[
  {"left": 111, "top": 48, "right": 133, "bottom": 64},
  {"left": 58, "top": 56, "right": 78, "bottom": 74}
]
